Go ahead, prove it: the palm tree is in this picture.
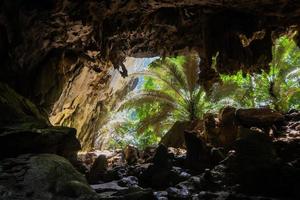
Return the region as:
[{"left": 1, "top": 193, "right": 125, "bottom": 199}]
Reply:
[
  {"left": 116, "top": 54, "right": 211, "bottom": 139},
  {"left": 210, "top": 34, "right": 300, "bottom": 111}
]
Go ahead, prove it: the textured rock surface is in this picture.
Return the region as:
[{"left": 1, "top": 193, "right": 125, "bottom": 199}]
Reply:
[
  {"left": 236, "top": 108, "right": 285, "bottom": 128},
  {"left": 0, "top": 154, "right": 96, "bottom": 200},
  {"left": 0, "top": 82, "right": 49, "bottom": 129},
  {"left": 0, "top": 82, "right": 81, "bottom": 160},
  {"left": 0, "top": 126, "right": 80, "bottom": 160},
  {"left": 1, "top": 0, "right": 300, "bottom": 149}
]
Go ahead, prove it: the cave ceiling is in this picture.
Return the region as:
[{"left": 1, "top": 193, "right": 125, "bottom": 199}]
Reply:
[{"left": 1, "top": 0, "right": 300, "bottom": 93}]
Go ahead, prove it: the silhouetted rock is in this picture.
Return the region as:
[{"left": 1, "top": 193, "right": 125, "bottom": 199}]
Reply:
[
  {"left": 184, "top": 130, "right": 210, "bottom": 170},
  {"left": 236, "top": 108, "right": 284, "bottom": 129},
  {"left": 141, "top": 144, "right": 173, "bottom": 189},
  {"left": 88, "top": 155, "right": 108, "bottom": 184},
  {"left": 153, "top": 144, "right": 172, "bottom": 168},
  {"left": 218, "top": 106, "right": 238, "bottom": 146},
  {"left": 161, "top": 120, "right": 203, "bottom": 148}
]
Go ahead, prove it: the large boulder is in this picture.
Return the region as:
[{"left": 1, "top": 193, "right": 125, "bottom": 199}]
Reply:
[
  {"left": 141, "top": 144, "right": 173, "bottom": 189},
  {"left": 0, "top": 82, "right": 49, "bottom": 129},
  {"left": 229, "top": 133, "right": 277, "bottom": 171},
  {"left": 0, "top": 154, "right": 96, "bottom": 200},
  {"left": 124, "top": 145, "right": 139, "bottom": 165},
  {"left": 161, "top": 120, "right": 203, "bottom": 148},
  {"left": 223, "top": 133, "right": 300, "bottom": 197},
  {"left": 0, "top": 126, "right": 80, "bottom": 160},
  {"left": 218, "top": 106, "right": 238, "bottom": 146},
  {"left": 0, "top": 82, "right": 81, "bottom": 160},
  {"left": 88, "top": 155, "right": 108, "bottom": 184},
  {"left": 184, "top": 130, "right": 210, "bottom": 170},
  {"left": 202, "top": 113, "right": 220, "bottom": 146},
  {"left": 236, "top": 108, "right": 284, "bottom": 128}
]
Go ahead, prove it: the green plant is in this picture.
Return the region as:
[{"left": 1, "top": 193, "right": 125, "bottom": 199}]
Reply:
[
  {"left": 211, "top": 35, "right": 300, "bottom": 111},
  {"left": 113, "top": 54, "right": 212, "bottom": 147}
]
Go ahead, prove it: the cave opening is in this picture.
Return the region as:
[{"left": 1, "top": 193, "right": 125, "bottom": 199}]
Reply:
[{"left": 1, "top": 1, "right": 300, "bottom": 199}]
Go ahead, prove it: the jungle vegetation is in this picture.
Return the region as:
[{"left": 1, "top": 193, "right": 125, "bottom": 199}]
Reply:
[{"left": 108, "top": 35, "right": 300, "bottom": 149}]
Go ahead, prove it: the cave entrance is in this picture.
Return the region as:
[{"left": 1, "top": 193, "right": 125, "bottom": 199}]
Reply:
[{"left": 93, "top": 35, "right": 300, "bottom": 151}]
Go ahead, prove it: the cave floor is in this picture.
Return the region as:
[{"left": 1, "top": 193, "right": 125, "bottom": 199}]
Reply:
[{"left": 78, "top": 110, "right": 300, "bottom": 200}]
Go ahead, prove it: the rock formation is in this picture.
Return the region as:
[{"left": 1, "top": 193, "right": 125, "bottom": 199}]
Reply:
[
  {"left": 1, "top": 0, "right": 300, "bottom": 149},
  {"left": 0, "top": 2, "right": 300, "bottom": 198}
]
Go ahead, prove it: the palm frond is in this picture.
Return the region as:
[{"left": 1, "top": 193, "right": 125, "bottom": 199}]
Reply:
[
  {"left": 117, "top": 90, "right": 179, "bottom": 111},
  {"left": 286, "top": 67, "right": 300, "bottom": 79},
  {"left": 210, "top": 82, "right": 240, "bottom": 102},
  {"left": 159, "top": 59, "right": 188, "bottom": 92},
  {"left": 128, "top": 71, "right": 189, "bottom": 103},
  {"left": 136, "top": 103, "right": 174, "bottom": 135},
  {"left": 182, "top": 54, "right": 200, "bottom": 95}
]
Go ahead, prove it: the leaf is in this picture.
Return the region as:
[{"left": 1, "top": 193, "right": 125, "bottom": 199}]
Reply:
[
  {"left": 117, "top": 90, "right": 179, "bottom": 112},
  {"left": 182, "top": 54, "right": 200, "bottom": 95}
]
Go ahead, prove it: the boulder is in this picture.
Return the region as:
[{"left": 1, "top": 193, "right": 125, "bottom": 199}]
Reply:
[
  {"left": 224, "top": 133, "right": 300, "bottom": 197},
  {"left": 0, "top": 154, "right": 96, "bottom": 200},
  {"left": 161, "top": 120, "right": 203, "bottom": 148},
  {"left": 141, "top": 144, "right": 173, "bottom": 189},
  {"left": 218, "top": 106, "right": 238, "bottom": 146},
  {"left": 202, "top": 113, "right": 220, "bottom": 146},
  {"left": 88, "top": 155, "right": 108, "bottom": 184},
  {"left": 184, "top": 130, "right": 210, "bottom": 170},
  {"left": 236, "top": 108, "right": 284, "bottom": 128},
  {"left": 0, "top": 126, "right": 80, "bottom": 160},
  {"left": 229, "top": 133, "right": 277, "bottom": 170},
  {"left": 167, "top": 186, "right": 190, "bottom": 199},
  {"left": 285, "top": 109, "right": 300, "bottom": 121},
  {"left": 124, "top": 145, "right": 139, "bottom": 165},
  {"left": 92, "top": 181, "right": 153, "bottom": 200},
  {"left": 0, "top": 82, "right": 81, "bottom": 161},
  {"left": 0, "top": 82, "right": 49, "bottom": 130}
]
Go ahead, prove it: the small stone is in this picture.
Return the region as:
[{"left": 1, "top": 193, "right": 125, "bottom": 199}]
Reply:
[
  {"left": 167, "top": 186, "right": 190, "bottom": 199},
  {"left": 124, "top": 145, "right": 139, "bottom": 165}
]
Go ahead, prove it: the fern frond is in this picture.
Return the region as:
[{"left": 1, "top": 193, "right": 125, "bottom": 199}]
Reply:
[
  {"left": 159, "top": 60, "right": 188, "bottom": 92},
  {"left": 136, "top": 103, "right": 174, "bottom": 135},
  {"left": 128, "top": 71, "right": 188, "bottom": 103},
  {"left": 210, "top": 82, "right": 240, "bottom": 102},
  {"left": 182, "top": 54, "right": 200, "bottom": 95},
  {"left": 117, "top": 90, "right": 179, "bottom": 111}
]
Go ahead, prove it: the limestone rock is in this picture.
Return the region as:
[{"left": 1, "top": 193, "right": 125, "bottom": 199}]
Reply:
[
  {"left": 0, "top": 126, "right": 80, "bottom": 160},
  {"left": 202, "top": 113, "right": 220, "bottom": 145},
  {"left": 0, "top": 82, "right": 49, "bottom": 129},
  {"left": 92, "top": 181, "right": 153, "bottom": 200},
  {"left": 0, "top": 82, "right": 81, "bottom": 160},
  {"left": 88, "top": 155, "right": 108, "bottom": 184},
  {"left": 161, "top": 120, "right": 203, "bottom": 148},
  {"left": 236, "top": 108, "right": 284, "bottom": 128},
  {"left": 0, "top": 154, "right": 96, "bottom": 200},
  {"left": 141, "top": 144, "right": 173, "bottom": 189},
  {"left": 230, "top": 133, "right": 277, "bottom": 170},
  {"left": 124, "top": 145, "right": 139, "bottom": 165},
  {"left": 184, "top": 130, "right": 210, "bottom": 170},
  {"left": 218, "top": 106, "right": 238, "bottom": 146}
]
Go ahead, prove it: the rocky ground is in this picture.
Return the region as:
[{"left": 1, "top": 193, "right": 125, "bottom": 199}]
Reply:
[
  {"left": 77, "top": 109, "right": 300, "bottom": 200},
  {"left": 0, "top": 109, "right": 299, "bottom": 200}
]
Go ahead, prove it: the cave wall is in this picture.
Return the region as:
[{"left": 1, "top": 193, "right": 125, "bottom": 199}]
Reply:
[{"left": 1, "top": 0, "right": 300, "bottom": 150}]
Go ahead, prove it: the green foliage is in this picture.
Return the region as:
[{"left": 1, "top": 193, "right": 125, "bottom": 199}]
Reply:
[
  {"left": 111, "top": 54, "right": 212, "bottom": 148},
  {"left": 108, "top": 35, "right": 299, "bottom": 149},
  {"left": 211, "top": 35, "right": 300, "bottom": 111}
]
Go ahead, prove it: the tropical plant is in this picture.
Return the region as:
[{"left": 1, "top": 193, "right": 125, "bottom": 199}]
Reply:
[
  {"left": 108, "top": 35, "right": 299, "bottom": 148},
  {"left": 211, "top": 35, "right": 300, "bottom": 111},
  {"left": 114, "top": 54, "right": 212, "bottom": 145}
]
